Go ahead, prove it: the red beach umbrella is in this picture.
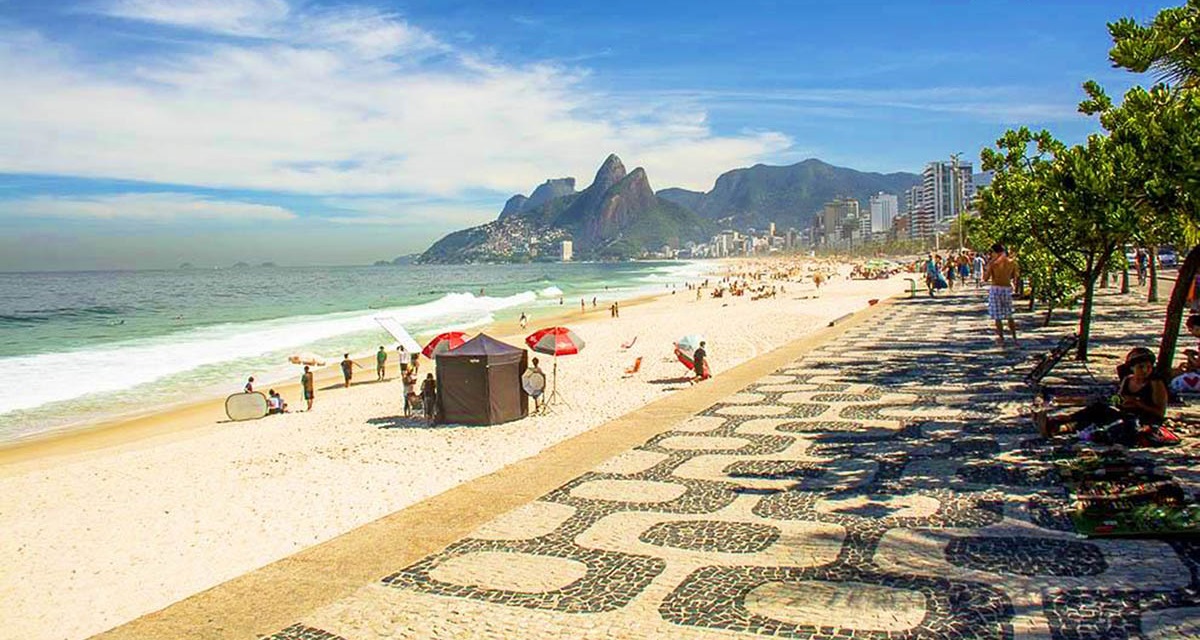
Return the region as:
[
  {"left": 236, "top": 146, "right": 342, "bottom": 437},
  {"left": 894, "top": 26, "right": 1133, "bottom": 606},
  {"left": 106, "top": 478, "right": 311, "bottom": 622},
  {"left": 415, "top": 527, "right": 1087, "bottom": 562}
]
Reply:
[
  {"left": 674, "top": 346, "right": 696, "bottom": 371},
  {"left": 524, "top": 326, "right": 586, "bottom": 356},
  {"left": 524, "top": 327, "right": 585, "bottom": 408},
  {"left": 422, "top": 331, "right": 468, "bottom": 358}
]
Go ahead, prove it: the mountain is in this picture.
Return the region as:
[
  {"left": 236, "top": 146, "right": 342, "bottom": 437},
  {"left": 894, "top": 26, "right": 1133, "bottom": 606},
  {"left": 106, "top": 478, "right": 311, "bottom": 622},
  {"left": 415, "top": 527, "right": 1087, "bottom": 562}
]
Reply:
[
  {"left": 419, "top": 155, "right": 711, "bottom": 263},
  {"left": 657, "top": 159, "right": 920, "bottom": 230},
  {"left": 498, "top": 178, "right": 576, "bottom": 220}
]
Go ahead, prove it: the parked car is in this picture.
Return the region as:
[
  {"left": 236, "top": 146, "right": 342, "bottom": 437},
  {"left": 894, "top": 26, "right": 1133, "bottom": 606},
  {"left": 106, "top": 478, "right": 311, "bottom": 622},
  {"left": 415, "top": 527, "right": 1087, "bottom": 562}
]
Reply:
[{"left": 1159, "top": 247, "right": 1178, "bottom": 267}]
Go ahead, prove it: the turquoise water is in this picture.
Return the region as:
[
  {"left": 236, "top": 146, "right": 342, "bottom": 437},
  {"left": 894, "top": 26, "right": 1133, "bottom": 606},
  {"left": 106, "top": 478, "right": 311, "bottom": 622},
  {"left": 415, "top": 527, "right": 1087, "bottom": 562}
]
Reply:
[{"left": 0, "top": 261, "right": 708, "bottom": 442}]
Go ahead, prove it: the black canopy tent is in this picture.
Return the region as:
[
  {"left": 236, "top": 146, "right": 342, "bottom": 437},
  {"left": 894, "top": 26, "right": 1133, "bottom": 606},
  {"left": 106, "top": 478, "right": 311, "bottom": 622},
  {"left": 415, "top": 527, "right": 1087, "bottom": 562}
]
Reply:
[{"left": 435, "top": 333, "right": 529, "bottom": 425}]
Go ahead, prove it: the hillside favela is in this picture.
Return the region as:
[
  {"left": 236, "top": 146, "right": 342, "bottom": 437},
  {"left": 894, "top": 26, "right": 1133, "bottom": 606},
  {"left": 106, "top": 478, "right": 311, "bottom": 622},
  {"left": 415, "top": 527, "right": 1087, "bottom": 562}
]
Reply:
[{"left": 5, "top": 1, "right": 1200, "bottom": 639}]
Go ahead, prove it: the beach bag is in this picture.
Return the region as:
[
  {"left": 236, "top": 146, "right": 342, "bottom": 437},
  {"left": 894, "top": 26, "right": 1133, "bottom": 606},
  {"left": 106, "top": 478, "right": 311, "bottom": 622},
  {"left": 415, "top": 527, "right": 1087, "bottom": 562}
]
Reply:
[
  {"left": 1142, "top": 424, "right": 1182, "bottom": 447},
  {"left": 1170, "top": 371, "right": 1200, "bottom": 394}
]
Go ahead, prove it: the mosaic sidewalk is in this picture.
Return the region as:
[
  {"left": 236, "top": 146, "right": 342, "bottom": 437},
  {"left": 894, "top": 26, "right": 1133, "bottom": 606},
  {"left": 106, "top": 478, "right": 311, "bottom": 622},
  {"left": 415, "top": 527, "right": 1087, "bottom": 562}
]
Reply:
[{"left": 117, "top": 288, "right": 1200, "bottom": 639}]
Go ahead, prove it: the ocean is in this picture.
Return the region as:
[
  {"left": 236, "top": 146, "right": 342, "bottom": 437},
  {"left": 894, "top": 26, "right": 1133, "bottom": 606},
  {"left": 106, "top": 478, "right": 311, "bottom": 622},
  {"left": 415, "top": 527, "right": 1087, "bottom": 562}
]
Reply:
[{"left": 0, "top": 261, "right": 710, "bottom": 443}]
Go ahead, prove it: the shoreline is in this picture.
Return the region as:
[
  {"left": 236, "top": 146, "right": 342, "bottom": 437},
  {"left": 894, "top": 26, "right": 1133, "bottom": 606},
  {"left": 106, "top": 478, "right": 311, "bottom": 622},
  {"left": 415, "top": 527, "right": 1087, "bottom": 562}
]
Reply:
[{"left": 0, "top": 288, "right": 672, "bottom": 466}]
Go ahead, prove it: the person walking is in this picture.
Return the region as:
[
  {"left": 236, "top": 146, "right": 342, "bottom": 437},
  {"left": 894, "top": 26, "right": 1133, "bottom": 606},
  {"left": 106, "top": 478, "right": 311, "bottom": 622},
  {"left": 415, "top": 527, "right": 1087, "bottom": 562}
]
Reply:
[
  {"left": 301, "top": 365, "right": 314, "bottom": 411},
  {"left": 340, "top": 353, "right": 362, "bottom": 388},
  {"left": 972, "top": 252, "right": 985, "bottom": 288},
  {"left": 924, "top": 254, "right": 939, "bottom": 296},
  {"left": 376, "top": 346, "right": 388, "bottom": 381},
  {"left": 984, "top": 243, "right": 1020, "bottom": 348}
]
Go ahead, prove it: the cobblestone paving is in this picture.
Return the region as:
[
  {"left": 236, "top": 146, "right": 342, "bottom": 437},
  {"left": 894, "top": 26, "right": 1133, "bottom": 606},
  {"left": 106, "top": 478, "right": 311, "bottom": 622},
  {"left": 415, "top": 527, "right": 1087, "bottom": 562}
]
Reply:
[{"left": 262, "top": 288, "right": 1200, "bottom": 639}]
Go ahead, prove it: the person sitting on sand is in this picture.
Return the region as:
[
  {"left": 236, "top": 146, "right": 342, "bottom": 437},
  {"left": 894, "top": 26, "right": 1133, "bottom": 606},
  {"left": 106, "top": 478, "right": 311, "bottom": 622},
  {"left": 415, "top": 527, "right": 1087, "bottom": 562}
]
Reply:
[
  {"left": 1037, "top": 349, "right": 1167, "bottom": 444},
  {"left": 421, "top": 373, "right": 438, "bottom": 423},
  {"left": 267, "top": 389, "right": 287, "bottom": 414},
  {"left": 244, "top": 376, "right": 255, "bottom": 393}
]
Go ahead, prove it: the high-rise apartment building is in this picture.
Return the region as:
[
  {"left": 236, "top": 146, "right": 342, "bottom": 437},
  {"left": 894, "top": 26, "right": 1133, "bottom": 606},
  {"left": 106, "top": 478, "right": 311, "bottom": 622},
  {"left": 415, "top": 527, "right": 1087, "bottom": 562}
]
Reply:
[
  {"left": 911, "top": 160, "right": 974, "bottom": 239},
  {"left": 815, "top": 197, "right": 860, "bottom": 246},
  {"left": 869, "top": 192, "right": 898, "bottom": 238},
  {"left": 561, "top": 240, "right": 573, "bottom": 262}
]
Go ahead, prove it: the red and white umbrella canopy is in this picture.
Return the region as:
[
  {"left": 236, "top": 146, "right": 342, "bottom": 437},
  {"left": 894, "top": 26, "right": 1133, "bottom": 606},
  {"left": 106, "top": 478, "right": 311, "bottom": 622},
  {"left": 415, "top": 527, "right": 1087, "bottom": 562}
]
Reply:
[
  {"left": 422, "top": 331, "right": 468, "bottom": 358},
  {"left": 525, "top": 326, "right": 585, "bottom": 356}
]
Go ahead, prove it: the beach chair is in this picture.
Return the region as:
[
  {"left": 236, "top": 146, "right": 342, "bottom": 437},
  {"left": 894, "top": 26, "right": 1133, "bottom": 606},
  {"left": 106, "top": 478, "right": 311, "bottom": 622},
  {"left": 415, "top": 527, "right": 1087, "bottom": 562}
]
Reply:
[
  {"left": 623, "top": 356, "right": 643, "bottom": 377},
  {"left": 621, "top": 336, "right": 638, "bottom": 350}
]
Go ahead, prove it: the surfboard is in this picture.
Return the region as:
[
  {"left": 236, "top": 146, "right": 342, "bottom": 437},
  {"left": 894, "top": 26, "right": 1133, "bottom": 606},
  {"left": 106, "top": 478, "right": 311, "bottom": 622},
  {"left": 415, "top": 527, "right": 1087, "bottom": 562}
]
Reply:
[{"left": 226, "top": 392, "right": 269, "bottom": 421}]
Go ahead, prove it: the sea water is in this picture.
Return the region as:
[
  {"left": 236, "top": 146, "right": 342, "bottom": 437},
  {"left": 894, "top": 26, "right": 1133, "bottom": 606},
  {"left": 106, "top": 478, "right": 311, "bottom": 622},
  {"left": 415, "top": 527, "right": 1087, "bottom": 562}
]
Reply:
[{"left": 0, "top": 261, "right": 710, "bottom": 443}]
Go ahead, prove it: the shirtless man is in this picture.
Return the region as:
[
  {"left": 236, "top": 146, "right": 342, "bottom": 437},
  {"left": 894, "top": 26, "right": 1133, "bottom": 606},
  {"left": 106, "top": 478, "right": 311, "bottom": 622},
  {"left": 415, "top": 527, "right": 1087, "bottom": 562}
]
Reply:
[{"left": 984, "top": 243, "right": 1019, "bottom": 348}]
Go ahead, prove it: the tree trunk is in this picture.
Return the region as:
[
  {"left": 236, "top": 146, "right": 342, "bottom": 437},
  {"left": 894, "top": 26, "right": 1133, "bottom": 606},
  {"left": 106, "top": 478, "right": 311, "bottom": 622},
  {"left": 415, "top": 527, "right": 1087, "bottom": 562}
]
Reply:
[
  {"left": 1027, "top": 279, "right": 1037, "bottom": 312},
  {"left": 1155, "top": 244, "right": 1200, "bottom": 381},
  {"left": 1121, "top": 265, "right": 1130, "bottom": 294},
  {"left": 1076, "top": 256, "right": 1101, "bottom": 361},
  {"left": 1101, "top": 270, "right": 1110, "bottom": 289},
  {"left": 1148, "top": 247, "right": 1159, "bottom": 303},
  {"left": 1043, "top": 302, "right": 1054, "bottom": 326}
]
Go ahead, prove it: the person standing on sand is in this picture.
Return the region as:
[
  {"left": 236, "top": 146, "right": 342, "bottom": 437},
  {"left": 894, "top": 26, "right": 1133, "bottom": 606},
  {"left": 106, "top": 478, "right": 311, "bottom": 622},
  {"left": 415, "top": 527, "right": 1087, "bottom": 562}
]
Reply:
[
  {"left": 341, "top": 353, "right": 362, "bottom": 388},
  {"left": 301, "top": 366, "right": 314, "bottom": 411},
  {"left": 692, "top": 341, "right": 709, "bottom": 383},
  {"left": 614, "top": 301, "right": 619, "bottom": 318},
  {"left": 984, "top": 243, "right": 1020, "bottom": 348},
  {"left": 376, "top": 346, "right": 388, "bottom": 381},
  {"left": 421, "top": 373, "right": 438, "bottom": 424},
  {"left": 519, "top": 312, "right": 528, "bottom": 329},
  {"left": 581, "top": 298, "right": 586, "bottom": 312}
]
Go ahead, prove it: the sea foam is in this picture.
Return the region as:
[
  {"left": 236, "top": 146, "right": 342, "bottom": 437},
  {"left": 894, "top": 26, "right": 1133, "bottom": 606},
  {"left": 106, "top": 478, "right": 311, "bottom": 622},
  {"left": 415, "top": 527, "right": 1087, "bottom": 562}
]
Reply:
[{"left": 0, "top": 290, "right": 533, "bottom": 416}]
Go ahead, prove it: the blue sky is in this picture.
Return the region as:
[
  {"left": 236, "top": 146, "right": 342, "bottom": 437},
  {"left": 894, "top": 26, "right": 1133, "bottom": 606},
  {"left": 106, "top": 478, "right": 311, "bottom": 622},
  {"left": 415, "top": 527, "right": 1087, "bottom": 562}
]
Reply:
[{"left": 0, "top": 0, "right": 1170, "bottom": 270}]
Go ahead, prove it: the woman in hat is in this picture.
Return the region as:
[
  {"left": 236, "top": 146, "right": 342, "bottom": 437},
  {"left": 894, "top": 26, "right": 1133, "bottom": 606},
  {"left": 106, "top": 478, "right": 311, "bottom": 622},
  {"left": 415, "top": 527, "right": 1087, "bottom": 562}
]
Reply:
[{"left": 1038, "top": 348, "right": 1167, "bottom": 440}]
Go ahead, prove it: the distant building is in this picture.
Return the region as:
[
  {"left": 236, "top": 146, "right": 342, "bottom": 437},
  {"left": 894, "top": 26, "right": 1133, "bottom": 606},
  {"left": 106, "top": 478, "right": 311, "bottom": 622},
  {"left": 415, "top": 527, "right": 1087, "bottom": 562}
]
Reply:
[
  {"left": 816, "top": 197, "right": 860, "bottom": 247},
  {"left": 768, "top": 222, "right": 776, "bottom": 237},
  {"left": 869, "top": 193, "right": 898, "bottom": 239},
  {"left": 911, "top": 160, "right": 974, "bottom": 239},
  {"left": 561, "top": 240, "right": 573, "bottom": 262}
]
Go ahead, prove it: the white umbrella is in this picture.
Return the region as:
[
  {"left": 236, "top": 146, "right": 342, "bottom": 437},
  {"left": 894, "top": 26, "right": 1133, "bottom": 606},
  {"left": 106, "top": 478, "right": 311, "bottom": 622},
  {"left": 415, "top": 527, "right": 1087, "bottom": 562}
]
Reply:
[{"left": 375, "top": 316, "right": 422, "bottom": 353}]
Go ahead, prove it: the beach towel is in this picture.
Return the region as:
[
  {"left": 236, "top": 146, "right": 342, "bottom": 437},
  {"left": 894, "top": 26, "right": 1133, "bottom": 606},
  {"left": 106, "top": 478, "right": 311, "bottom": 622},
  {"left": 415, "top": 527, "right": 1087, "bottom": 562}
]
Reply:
[{"left": 1171, "top": 371, "right": 1200, "bottom": 394}]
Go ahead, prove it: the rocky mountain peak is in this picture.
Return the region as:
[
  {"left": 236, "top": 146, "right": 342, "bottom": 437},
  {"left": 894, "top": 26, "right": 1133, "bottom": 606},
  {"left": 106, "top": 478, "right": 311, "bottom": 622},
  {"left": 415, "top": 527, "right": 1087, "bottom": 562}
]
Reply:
[
  {"left": 498, "top": 194, "right": 529, "bottom": 219},
  {"left": 591, "top": 154, "right": 627, "bottom": 192}
]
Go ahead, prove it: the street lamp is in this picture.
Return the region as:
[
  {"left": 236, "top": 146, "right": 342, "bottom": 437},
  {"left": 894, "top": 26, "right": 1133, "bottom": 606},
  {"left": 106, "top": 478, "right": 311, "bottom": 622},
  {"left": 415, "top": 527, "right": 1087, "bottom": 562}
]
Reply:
[{"left": 950, "top": 152, "right": 964, "bottom": 251}]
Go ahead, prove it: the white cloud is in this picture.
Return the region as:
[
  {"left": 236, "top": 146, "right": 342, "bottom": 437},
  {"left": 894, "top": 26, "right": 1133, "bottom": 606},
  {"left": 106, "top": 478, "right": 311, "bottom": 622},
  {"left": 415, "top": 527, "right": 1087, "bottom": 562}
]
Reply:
[
  {"left": 318, "top": 197, "right": 492, "bottom": 226},
  {"left": 0, "top": 193, "right": 297, "bottom": 222},
  {"left": 0, "top": 1, "right": 791, "bottom": 207},
  {"left": 95, "top": 0, "right": 291, "bottom": 37}
]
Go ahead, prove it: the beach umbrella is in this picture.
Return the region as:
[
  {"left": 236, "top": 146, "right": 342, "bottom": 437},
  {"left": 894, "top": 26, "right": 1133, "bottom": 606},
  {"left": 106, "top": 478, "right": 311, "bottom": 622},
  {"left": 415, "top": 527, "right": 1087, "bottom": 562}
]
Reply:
[
  {"left": 524, "top": 326, "right": 585, "bottom": 407},
  {"left": 674, "top": 346, "right": 697, "bottom": 371},
  {"left": 525, "top": 326, "right": 586, "bottom": 356},
  {"left": 673, "top": 334, "right": 704, "bottom": 372},
  {"left": 422, "top": 331, "right": 468, "bottom": 358},
  {"left": 288, "top": 352, "right": 327, "bottom": 366},
  {"left": 675, "top": 334, "right": 704, "bottom": 354}
]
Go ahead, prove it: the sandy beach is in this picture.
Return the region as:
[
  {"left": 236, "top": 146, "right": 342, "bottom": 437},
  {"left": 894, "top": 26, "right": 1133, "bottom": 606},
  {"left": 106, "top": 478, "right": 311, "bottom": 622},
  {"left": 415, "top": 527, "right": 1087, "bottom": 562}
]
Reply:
[{"left": 1, "top": 259, "right": 904, "bottom": 640}]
